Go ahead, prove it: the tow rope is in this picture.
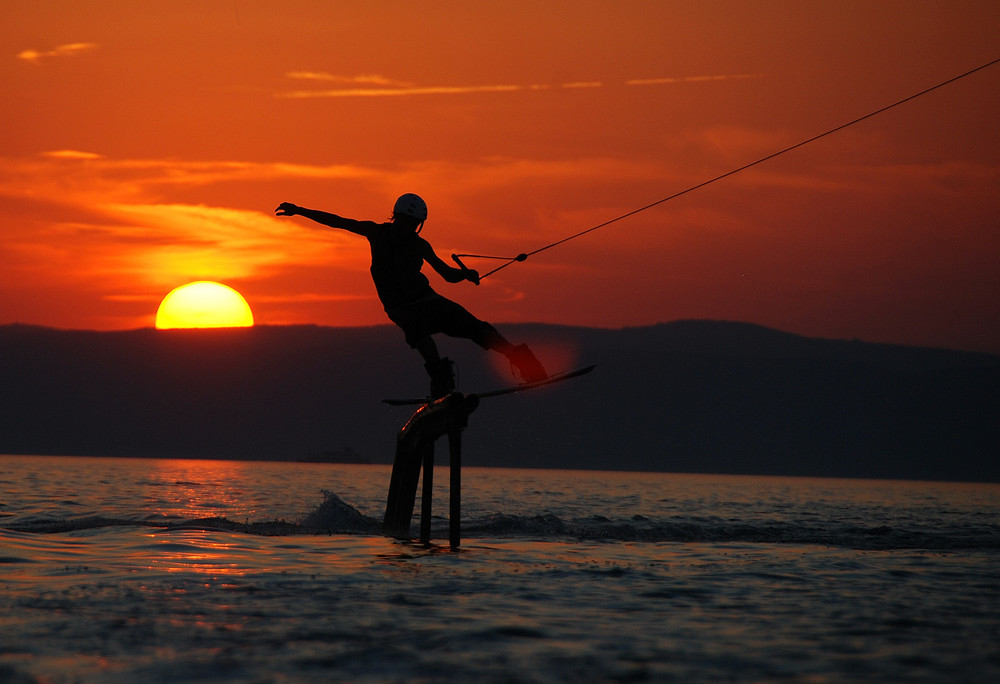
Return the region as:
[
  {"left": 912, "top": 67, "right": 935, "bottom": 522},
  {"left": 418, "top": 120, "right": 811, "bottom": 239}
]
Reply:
[{"left": 453, "top": 57, "right": 1000, "bottom": 280}]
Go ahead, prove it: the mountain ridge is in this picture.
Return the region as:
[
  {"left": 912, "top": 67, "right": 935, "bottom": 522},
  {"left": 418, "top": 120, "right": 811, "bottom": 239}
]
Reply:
[{"left": 2, "top": 321, "right": 997, "bottom": 482}]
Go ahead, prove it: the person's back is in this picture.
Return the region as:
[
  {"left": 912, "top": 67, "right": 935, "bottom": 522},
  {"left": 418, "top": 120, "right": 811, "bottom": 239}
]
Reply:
[{"left": 367, "top": 222, "right": 434, "bottom": 310}]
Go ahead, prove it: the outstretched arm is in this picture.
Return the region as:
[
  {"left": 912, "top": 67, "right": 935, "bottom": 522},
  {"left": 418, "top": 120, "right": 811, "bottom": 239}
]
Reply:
[
  {"left": 275, "top": 202, "right": 374, "bottom": 237},
  {"left": 421, "top": 241, "right": 480, "bottom": 285}
]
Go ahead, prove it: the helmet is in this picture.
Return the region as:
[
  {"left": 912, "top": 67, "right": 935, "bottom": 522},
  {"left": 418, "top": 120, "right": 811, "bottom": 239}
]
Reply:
[{"left": 392, "top": 193, "right": 428, "bottom": 222}]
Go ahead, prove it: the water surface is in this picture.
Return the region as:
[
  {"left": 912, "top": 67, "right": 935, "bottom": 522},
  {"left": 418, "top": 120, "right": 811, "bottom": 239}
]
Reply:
[{"left": 1, "top": 455, "right": 998, "bottom": 682}]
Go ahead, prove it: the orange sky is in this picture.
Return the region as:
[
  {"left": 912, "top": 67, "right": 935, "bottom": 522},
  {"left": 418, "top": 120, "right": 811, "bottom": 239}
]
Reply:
[{"left": 2, "top": 1, "right": 999, "bottom": 352}]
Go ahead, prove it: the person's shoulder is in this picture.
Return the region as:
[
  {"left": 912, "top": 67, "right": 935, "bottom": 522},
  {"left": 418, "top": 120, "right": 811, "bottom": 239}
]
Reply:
[
  {"left": 414, "top": 234, "right": 435, "bottom": 253},
  {"left": 361, "top": 220, "right": 390, "bottom": 238}
]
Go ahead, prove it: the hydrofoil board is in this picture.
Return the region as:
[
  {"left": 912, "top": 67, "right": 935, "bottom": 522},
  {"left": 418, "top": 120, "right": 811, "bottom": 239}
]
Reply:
[{"left": 383, "top": 364, "right": 595, "bottom": 406}]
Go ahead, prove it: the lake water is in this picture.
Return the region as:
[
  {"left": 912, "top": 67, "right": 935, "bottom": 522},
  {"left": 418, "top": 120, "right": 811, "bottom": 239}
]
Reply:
[{"left": 1, "top": 454, "right": 998, "bottom": 682}]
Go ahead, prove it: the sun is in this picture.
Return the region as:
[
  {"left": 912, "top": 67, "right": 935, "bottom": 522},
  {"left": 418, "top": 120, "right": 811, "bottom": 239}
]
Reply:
[{"left": 155, "top": 281, "right": 254, "bottom": 330}]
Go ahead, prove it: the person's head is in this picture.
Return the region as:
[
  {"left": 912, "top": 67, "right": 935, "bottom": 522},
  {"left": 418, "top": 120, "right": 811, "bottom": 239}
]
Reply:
[{"left": 392, "top": 193, "right": 427, "bottom": 232}]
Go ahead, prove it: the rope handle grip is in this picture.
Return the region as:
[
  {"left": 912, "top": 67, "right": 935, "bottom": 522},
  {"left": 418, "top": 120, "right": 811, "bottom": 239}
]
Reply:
[
  {"left": 452, "top": 252, "right": 529, "bottom": 282},
  {"left": 451, "top": 254, "right": 480, "bottom": 285}
]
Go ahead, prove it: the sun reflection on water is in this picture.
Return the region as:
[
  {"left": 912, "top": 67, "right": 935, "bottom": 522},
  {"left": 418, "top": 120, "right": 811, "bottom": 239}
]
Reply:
[
  {"left": 137, "top": 532, "right": 260, "bottom": 577},
  {"left": 143, "top": 459, "right": 257, "bottom": 521}
]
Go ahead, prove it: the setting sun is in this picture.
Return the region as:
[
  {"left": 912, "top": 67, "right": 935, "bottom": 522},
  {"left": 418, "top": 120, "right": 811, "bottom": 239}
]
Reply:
[{"left": 155, "top": 282, "right": 254, "bottom": 330}]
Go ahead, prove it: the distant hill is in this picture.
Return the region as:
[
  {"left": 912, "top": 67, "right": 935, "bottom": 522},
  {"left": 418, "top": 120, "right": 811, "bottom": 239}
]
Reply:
[{"left": 1, "top": 321, "right": 998, "bottom": 482}]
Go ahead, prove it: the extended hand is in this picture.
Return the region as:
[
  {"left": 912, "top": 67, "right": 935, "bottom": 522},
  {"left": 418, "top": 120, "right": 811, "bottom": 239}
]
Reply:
[
  {"left": 465, "top": 269, "right": 481, "bottom": 285},
  {"left": 274, "top": 202, "right": 299, "bottom": 216}
]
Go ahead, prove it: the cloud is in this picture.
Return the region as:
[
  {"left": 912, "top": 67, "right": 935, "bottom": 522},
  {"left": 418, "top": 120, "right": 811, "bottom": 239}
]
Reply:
[
  {"left": 0, "top": 152, "right": 376, "bottom": 297},
  {"left": 559, "top": 81, "right": 603, "bottom": 89},
  {"left": 627, "top": 74, "right": 764, "bottom": 86},
  {"left": 99, "top": 202, "right": 367, "bottom": 285},
  {"left": 279, "top": 83, "right": 523, "bottom": 99},
  {"left": 277, "top": 73, "right": 761, "bottom": 99},
  {"left": 0, "top": 152, "right": 380, "bottom": 207},
  {"left": 42, "top": 150, "right": 104, "bottom": 160},
  {"left": 247, "top": 292, "right": 369, "bottom": 304},
  {"left": 286, "top": 72, "right": 413, "bottom": 87},
  {"left": 16, "top": 42, "right": 98, "bottom": 64}
]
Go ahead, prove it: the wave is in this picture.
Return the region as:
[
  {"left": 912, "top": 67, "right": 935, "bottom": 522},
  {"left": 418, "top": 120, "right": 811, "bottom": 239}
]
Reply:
[
  {"left": 4, "top": 492, "right": 997, "bottom": 551},
  {"left": 462, "top": 513, "right": 1000, "bottom": 551}
]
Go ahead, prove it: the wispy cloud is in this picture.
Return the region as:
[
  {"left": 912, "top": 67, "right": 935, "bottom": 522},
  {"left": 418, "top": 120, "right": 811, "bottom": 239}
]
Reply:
[
  {"left": 560, "top": 81, "right": 604, "bottom": 89},
  {"left": 42, "top": 150, "right": 104, "bottom": 160},
  {"left": 280, "top": 83, "right": 523, "bottom": 99},
  {"left": 627, "top": 73, "right": 763, "bottom": 86},
  {"left": 286, "top": 72, "right": 413, "bottom": 87},
  {"left": 277, "top": 73, "right": 762, "bottom": 99},
  {"left": 2, "top": 151, "right": 378, "bottom": 201},
  {"left": 0, "top": 153, "right": 372, "bottom": 294},
  {"left": 16, "top": 42, "right": 98, "bottom": 64},
  {"left": 101, "top": 202, "right": 365, "bottom": 284}
]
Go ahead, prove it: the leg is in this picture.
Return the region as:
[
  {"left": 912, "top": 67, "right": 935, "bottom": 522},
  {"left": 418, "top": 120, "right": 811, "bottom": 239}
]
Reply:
[
  {"left": 430, "top": 300, "right": 549, "bottom": 383},
  {"left": 500, "top": 341, "right": 548, "bottom": 383},
  {"left": 407, "top": 295, "right": 548, "bottom": 385},
  {"left": 411, "top": 334, "right": 455, "bottom": 398},
  {"left": 412, "top": 335, "right": 440, "bottom": 365},
  {"left": 471, "top": 323, "right": 548, "bottom": 383},
  {"left": 387, "top": 306, "right": 455, "bottom": 398}
]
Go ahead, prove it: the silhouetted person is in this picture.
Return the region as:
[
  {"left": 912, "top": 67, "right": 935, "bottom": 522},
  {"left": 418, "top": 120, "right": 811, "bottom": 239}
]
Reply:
[{"left": 275, "top": 193, "right": 547, "bottom": 397}]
